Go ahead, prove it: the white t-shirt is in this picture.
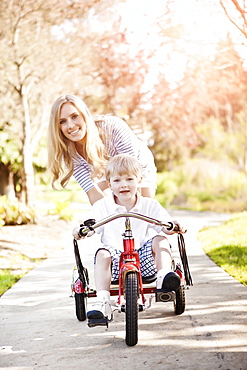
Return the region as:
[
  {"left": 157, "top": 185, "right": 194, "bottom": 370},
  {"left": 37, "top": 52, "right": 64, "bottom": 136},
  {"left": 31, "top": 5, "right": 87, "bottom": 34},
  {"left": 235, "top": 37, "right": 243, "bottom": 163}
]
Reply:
[{"left": 90, "top": 192, "right": 172, "bottom": 251}]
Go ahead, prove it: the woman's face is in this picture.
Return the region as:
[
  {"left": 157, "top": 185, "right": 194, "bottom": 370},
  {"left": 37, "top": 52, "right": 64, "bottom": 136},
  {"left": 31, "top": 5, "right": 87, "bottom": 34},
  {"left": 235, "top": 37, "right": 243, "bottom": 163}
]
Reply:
[{"left": 59, "top": 103, "right": 87, "bottom": 142}]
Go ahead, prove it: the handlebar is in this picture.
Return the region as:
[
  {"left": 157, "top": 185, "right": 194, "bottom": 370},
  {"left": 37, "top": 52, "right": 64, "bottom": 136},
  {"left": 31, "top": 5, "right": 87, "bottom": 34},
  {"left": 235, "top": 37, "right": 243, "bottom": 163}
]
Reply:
[
  {"left": 76, "top": 212, "right": 192, "bottom": 286},
  {"left": 79, "top": 212, "right": 180, "bottom": 236}
]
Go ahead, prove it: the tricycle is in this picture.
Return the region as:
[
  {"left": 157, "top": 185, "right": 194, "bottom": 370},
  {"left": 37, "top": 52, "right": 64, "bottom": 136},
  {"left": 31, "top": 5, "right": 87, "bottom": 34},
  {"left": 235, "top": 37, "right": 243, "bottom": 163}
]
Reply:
[{"left": 71, "top": 212, "right": 193, "bottom": 346}]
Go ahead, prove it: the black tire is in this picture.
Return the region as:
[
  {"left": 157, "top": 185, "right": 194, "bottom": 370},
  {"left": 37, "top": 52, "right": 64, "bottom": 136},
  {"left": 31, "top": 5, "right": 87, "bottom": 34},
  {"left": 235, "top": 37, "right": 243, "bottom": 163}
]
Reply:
[
  {"left": 75, "top": 293, "right": 87, "bottom": 321},
  {"left": 125, "top": 272, "right": 139, "bottom": 346},
  {"left": 174, "top": 285, "right": 185, "bottom": 315}
]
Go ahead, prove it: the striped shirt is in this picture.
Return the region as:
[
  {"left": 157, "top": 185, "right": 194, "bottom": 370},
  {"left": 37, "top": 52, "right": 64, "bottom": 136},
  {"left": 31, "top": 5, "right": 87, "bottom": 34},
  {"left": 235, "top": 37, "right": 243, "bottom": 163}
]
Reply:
[{"left": 73, "top": 115, "right": 156, "bottom": 193}]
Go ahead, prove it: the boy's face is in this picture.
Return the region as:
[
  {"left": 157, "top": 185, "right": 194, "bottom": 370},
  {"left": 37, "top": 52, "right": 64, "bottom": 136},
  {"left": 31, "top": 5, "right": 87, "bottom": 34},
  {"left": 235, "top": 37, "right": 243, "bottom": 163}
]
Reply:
[{"left": 109, "top": 173, "right": 142, "bottom": 205}]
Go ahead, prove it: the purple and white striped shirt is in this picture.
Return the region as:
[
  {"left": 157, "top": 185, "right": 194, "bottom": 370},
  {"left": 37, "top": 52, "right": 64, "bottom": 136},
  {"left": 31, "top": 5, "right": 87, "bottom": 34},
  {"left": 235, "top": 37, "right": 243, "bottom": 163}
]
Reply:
[{"left": 73, "top": 115, "right": 156, "bottom": 192}]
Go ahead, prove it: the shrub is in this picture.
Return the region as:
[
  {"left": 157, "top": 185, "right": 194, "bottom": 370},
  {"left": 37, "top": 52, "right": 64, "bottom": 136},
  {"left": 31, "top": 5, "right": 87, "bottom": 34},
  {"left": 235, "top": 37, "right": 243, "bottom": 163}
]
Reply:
[
  {"left": 47, "top": 200, "right": 73, "bottom": 221},
  {"left": 156, "top": 159, "right": 247, "bottom": 212},
  {"left": 0, "top": 196, "right": 36, "bottom": 226},
  {"left": 156, "top": 172, "right": 178, "bottom": 206}
]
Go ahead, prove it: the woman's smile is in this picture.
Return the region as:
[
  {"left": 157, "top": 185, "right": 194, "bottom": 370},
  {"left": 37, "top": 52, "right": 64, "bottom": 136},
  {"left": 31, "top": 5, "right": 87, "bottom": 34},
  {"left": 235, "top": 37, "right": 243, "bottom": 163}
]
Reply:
[
  {"left": 69, "top": 127, "right": 80, "bottom": 135},
  {"left": 59, "top": 103, "right": 86, "bottom": 142}
]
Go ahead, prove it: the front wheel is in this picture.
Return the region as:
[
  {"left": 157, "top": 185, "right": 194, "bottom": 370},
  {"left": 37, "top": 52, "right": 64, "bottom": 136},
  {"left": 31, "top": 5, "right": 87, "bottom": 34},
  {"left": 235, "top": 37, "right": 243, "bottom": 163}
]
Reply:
[
  {"left": 75, "top": 293, "right": 87, "bottom": 321},
  {"left": 174, "top": 285, "right": 185, "bottom": 315},
  {"left": 125, "top": 272, "right": 139, "bottom": 346}
]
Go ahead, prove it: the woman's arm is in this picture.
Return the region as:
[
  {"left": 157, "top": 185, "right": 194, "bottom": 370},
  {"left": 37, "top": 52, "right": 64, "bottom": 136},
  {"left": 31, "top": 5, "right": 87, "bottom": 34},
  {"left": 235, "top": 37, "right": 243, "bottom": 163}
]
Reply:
[
  {"left": 97, "top": 180, "right": 110, "bottom": 192},
  {"left": 87, "top": 186, "right": 105, "bottom": 205}
]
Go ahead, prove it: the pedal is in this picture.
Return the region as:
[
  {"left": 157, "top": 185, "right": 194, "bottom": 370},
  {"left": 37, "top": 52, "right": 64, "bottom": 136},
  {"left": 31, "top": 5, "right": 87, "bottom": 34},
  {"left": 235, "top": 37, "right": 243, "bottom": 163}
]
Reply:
[
  {"left": 87, "top": 317, "right": 109, "bottom": 328},
  {"left": 156, "top": 289, "right": 176, "bottom": 302}
]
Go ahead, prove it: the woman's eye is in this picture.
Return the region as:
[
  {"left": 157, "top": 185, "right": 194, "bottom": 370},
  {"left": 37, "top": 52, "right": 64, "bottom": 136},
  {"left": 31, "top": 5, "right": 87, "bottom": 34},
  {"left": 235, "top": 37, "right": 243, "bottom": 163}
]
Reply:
[
  {"left": 60, "top": 120, "right": 66, "bottom": 124},
  {"left": 72, "top": 114, "right": 78, "bottom": 119}
]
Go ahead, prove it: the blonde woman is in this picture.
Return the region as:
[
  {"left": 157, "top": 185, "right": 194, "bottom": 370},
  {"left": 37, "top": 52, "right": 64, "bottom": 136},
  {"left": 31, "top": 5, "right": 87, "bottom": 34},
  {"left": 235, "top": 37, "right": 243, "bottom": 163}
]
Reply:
[{"left": 48, "top": 95, "right": 157, "bottom": 205}]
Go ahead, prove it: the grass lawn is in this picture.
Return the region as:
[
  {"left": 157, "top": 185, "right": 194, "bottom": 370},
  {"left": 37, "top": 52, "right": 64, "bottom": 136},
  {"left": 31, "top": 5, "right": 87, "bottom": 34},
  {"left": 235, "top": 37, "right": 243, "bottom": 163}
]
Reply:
[
  {"left": 197, "top": 211, "right": 247, "bottom": 286},
  {"left": 0, "top": 270, "right": 24, "bottom": 296}
]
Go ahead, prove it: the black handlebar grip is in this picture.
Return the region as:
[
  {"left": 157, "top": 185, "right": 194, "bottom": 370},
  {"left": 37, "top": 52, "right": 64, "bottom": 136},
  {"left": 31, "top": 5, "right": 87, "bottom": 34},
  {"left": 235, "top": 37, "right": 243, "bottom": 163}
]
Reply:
[
  {"left": 167, "top": 222, "right": 180, "bottom": 232},
  {"left": 83, "top": 219, "right": 96, "bottom": 230},
  {"left": 78, "top": 226, "right": 89, "bottom": 237}
]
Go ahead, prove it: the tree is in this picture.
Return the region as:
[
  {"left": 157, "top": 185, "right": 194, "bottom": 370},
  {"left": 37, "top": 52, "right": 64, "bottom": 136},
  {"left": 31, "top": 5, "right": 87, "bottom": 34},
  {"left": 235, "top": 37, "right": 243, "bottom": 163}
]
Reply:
[
  {"left": 220, "top": 0, "right": 247, "bottom": 41},
  {"left": 0, "top": 0, "right": 105, "bottom": 205},
  {"left": 89, "top": 29, "right": 152, "bottom": 120}
]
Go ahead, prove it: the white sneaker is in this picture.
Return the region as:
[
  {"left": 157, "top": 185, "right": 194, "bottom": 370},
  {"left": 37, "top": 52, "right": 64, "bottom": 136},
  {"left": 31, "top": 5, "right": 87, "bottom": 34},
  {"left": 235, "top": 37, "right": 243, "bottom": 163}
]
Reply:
[
  {"left": 87, "top": 300, "right": 112, "bottom": 320},
  {"left": 72, "top": 266, "right": 79, "bottom": 283},
  {"left": 156, "top": 270, "right": 166, "bottom": 290}
]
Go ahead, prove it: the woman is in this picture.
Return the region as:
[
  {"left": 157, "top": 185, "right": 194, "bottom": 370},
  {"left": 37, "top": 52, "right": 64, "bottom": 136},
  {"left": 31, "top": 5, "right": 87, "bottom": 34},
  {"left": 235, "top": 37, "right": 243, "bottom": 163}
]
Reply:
[{"left": 47, "top": 94, "right": 157, "bottom": 205}]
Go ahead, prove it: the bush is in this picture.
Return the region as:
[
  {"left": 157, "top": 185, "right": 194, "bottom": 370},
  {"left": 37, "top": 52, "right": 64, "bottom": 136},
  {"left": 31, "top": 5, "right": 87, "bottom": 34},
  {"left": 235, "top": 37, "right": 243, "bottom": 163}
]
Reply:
[
  {"left": 156, "top": 159, "right": 247, "bottom": 212},
  {"left": 156, "top": 172, "right": 179, "bottom": 206},
  {"left": 0, "top": 196, "right": 36, "bottom": 226},
  {"left": 47, "top": 200, "right": 73, "bottom": 221}
]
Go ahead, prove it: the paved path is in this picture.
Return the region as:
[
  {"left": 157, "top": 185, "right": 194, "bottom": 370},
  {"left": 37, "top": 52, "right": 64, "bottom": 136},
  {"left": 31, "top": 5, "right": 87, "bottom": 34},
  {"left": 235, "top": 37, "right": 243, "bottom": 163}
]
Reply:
[{"left": 0, "top": 211, "right": 246, "bottom": 370}]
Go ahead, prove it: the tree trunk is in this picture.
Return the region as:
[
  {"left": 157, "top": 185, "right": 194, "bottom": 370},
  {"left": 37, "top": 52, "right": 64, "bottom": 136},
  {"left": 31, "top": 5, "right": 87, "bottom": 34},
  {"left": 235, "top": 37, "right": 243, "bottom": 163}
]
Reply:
[
  {"left": 0, "top": 163, "right": 16, "bottom": 200},
  {"left": 21, "top": 91, "right": 34, "bottom": 206},
  {"left": 245, "top": 149, "right": 247, "bottom": 173}
]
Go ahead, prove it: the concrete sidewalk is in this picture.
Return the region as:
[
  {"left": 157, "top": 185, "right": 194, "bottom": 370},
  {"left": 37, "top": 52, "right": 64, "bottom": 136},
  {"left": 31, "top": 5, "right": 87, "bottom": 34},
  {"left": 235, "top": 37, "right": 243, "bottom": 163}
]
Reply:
[{"left": 0, "top": 211, "right": 247, "bottom": 369}]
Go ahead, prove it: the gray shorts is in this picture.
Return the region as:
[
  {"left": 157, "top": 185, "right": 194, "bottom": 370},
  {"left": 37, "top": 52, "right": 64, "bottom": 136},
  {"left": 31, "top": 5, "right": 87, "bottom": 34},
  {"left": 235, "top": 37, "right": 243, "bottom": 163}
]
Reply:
[{"left": 94, "top": 238, "right": 157, "bottom": 281}]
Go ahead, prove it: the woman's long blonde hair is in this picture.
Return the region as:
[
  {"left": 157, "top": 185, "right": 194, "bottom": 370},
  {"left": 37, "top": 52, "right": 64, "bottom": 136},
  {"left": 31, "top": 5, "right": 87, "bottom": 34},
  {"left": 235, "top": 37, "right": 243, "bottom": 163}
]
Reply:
[{"left": 47, "top": 95, "right": 108, "bottom": 189}]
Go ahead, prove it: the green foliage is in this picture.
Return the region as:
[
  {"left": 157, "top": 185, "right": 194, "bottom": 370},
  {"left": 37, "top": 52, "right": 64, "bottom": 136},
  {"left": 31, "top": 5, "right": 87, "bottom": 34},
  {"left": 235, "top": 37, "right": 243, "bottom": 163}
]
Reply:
[
  {"left": 197, "top": 212, "right": 247, "bottom": 286},
  {"left": 0, "top": 270, "right": 23, "bottom": 296},
  {"left": 0, "top": 131, "right": 21, "bottom": 171},
  {"left": 47, "top": 200, "right": 74, "bottom": 221},
  {"left": 34, "top": 179, "right": 89, "bottom": 220},
  {"left": 194, "top": 116, "right": 247, "bottom": 171},
  {"left": 33, "top": 136, "right": 49, "bottom": 171},
  {"left": 156, "top": 159, "right": 247, "bottom": 212},
  {"left": 156, "top": 171, "right": 179, "bottom": 206},
  {"left": 35, "top": 178, "right": 88, "bottom": 202},
  {"left": 0, "top": 196, "right": 36, "bottom": 226}
]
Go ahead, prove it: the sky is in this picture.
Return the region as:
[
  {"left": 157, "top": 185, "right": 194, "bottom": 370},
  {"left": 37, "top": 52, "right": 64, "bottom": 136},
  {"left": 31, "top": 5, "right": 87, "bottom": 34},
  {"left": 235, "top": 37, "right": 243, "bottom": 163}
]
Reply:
[
  {"left": 122, "top": 0, "right": 242, "bottom": 47},
  {"left": 53, "top": 0, "right": 247, "bottom": 86},
  {"left": 120, "top": 0, "right": 246, "bottom": 84}
]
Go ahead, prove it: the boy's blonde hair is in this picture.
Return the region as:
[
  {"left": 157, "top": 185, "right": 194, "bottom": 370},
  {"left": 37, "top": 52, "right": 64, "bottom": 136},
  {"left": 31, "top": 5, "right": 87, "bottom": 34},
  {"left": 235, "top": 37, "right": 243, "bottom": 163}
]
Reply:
[{"left": 105, "top": 154, "right": 142, "bottom": 182}]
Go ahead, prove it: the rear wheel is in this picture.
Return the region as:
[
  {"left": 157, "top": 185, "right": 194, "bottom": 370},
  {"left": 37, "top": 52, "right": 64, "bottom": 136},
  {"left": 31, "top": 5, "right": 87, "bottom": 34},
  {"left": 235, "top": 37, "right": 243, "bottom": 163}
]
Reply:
[
  {"left": 174, "top": 285, "right": 185, "bottom": 315},
  {"left": 125, "top": 272, "right": 139, "bottom": 346},
  {"left": 75, "top": 293, "right": 87, "bottom": 321}
]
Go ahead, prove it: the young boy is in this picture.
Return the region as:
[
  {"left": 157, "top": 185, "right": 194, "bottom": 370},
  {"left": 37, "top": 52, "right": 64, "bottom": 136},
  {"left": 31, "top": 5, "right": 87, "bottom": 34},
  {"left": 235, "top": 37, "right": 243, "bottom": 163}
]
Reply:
[{"left": 73, "top": 154, "right": 184, "bottom": 321}]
